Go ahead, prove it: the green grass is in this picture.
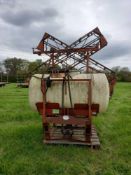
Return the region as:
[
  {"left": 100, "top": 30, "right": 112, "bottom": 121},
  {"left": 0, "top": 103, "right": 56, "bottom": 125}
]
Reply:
[{"left": 0, "top": 83, "right": 131, "bottom": 175}]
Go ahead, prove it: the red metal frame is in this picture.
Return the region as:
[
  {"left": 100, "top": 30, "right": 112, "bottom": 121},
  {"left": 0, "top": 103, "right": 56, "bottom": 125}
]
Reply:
[
  {"left": 32, "top": 27, "right": 116, "bottom": 96},
  {"left": 31, "top": 27, "right": 116, "bottom": 146},
  {"left": 33, "top": 27, "right": 108, "bottom": 70},
  {"left": 36, "top": 78, "right": 98, "bottom": 144}
]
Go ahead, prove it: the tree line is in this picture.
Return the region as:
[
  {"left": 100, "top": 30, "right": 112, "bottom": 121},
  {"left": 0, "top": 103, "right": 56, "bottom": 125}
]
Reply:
[
  {"left": 112, "top": 66, "right": 131, "bottom": 82},
  {"left": 0, "top": 57, "right": 46, "bottom": 82},
  {"left": 0, "top": 57, "right": 131, "bottom": 82}
]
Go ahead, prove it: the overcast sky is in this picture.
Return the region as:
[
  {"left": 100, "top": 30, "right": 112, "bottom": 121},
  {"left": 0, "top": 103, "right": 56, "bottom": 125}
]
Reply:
[{"left": 0, "top": 0, "right": 131, "bottom": 69}]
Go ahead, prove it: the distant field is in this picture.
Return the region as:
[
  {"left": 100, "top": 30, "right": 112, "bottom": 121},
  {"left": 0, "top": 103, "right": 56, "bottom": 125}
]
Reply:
[{"left": 0, "top": 83, "right": 131, "bottom": 175}]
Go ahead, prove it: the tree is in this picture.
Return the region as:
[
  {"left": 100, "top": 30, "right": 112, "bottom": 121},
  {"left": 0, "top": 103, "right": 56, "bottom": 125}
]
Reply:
[
  {"left": 119, "top": 67, "right": 131, "bottom": 82},
  {"left": 28, "top": 59, "right": 47, "bottom": 74},
  {"left": 3, "top": 57, "right": 30, "bottom": 82},
  {"left": 0, "top": 62, "right": 3, "bottom": 72},
  {"left": 112, "top": 66, "right": 121, "bottom": 73},
  {"left": 112, "top": 66, "right": 131, "bottom": 82},
  {"left": 4, "top": 57, "right": 24, "bottom": 76}
]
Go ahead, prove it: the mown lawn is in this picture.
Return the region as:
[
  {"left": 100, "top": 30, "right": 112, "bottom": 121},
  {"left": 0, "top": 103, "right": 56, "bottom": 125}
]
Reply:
[{"left": 0, "top": 83, "right": 131, "bottom": 175}]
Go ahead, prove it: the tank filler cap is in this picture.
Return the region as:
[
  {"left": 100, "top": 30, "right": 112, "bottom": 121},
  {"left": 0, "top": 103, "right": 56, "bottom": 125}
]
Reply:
[{"left": 63, "top": 115, "right": 69, "bottom": 120}]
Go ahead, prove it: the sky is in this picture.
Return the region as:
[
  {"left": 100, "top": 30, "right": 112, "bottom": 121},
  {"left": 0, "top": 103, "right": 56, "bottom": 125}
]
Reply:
[{"left": 0, "top": 0, "right": 131, "bottom": 69}]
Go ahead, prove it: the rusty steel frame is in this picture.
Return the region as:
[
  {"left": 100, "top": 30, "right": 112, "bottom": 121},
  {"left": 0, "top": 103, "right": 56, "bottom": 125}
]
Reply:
[
  {"left": 33, "top": 27, "right": 107, "bottom": 69},
  {"left": 32, "top": 27, "right": 114, "bottom": 76},
  {"left": 32, "top": 27, "right": 116, "bottom": 147},
  {"left": 33, "top": 27, "right": 107, "bottom": 55},
  {"left": 32, "top": 27, "right": 116, "bottom": 96},
  {"left": 36, "top": 78, "right": 100, "bottom": 147}
]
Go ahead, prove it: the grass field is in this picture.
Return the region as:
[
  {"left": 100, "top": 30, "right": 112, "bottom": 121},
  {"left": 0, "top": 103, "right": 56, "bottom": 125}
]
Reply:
[{"left": 0, "top": 83, "right": 131, "bottom": 175}]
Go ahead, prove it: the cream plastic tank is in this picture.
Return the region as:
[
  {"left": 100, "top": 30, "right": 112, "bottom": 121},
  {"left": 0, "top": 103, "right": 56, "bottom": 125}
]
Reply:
[{"left": 29, "top": 73, "right": 109, "bottom": 112}]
